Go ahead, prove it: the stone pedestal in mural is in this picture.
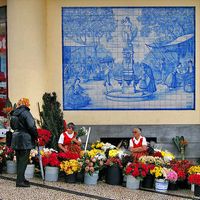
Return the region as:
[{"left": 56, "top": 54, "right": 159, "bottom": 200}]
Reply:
[{"left": 122, "top": 45, "right": 135, "bottom": 94}]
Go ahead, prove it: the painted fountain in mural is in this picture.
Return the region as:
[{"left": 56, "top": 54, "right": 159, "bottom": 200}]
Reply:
[{"left": 106, "top": 16, "right": 154, "bottom": 102}]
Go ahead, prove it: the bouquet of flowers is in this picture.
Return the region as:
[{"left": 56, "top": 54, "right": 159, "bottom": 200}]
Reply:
[
  {"left": 172, "top": 136, "right": 188, "bottom": 160},
  {"left": 160, "top": 150, "right": 175, "bottom": 163},
  {"left": 29, "top": 149, "right": 38, "bottom": 164},
  {"left": 91, "top": 140, "right": 105, "bottom": 149},
  {"left": 164, "top": 168, "right": 178, "bottom": 183},
  {"left": 101, "top": 143, "right": 116, "bottom": 152},
  {"left": 125, "top": 162, "right": 149, "bottom": 180},
  {"left": 2, "top": 146, "right": 15, "bottom": 161},
  {"left": 76, "top": 127, "right": 87, "bottom": 138},
  {"left": 170, "top": 160, "right": 193, "bottom": 181},
  {"left": 37, "top": 128, "right": 51, "bottom": 146},
  {"left": 105, "top": 157, "right": 123, "bottom": 168},
  {"left": 150, "top": 166, "right": 174, "bottom": 180},
  {"left": 0, "top": 145, "right": 4, "bottom": 164},
  {"left": 188, "top": 174, "right": 200, "bottom": 186},
  {"left": 104, "top": 148, "right": 125, "bottom": 168},
  {"left": 0, "top": 116, "right": 8, "bottom": 129},
  {"left": 188, "top": 165, "right": 200, "bottom": 175},
  {"left": 60, "top": 159, "right": 80, "bottom": 175},
  {"left": 58, "top": 151, "right": 80, "bottom": 161},
  {"left": 79, "top": 150, "right": 106, "bottom": 175},
  {"left": 139, "top": 155, "right": 165, "bottom": 166},
  {"left": 40, "top": 148, "right": 60, "bottom": 167}
]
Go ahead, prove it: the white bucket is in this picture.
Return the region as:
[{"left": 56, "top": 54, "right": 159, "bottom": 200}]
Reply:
[
  {"left": 6, "top": 160, "right": 16, "bottom": 174},
  {"left": 25, "top": 164, "right": 35, "bottom": 179},
  {"left": 45, "top": 166, "right": 59, "bottom": 182},
  {"left": 155, "top": 179, "right": 169, "bottom": 192},
  {"left": 126, "top": 175, "right": 140, "bottom": 190}
]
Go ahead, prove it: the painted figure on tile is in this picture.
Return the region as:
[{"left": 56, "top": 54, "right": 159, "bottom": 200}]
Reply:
[
  {"left": 184, "top": 60, "right": 195, "bottom": 93},
  {"left": 140, "top": 63, "right": 156, "bottom": 95},
  {"left": 65, "top": 78, "right": 91, "bottom": 109}
]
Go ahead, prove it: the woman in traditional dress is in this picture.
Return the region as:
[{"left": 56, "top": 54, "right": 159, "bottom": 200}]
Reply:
[
  {"left": 58, "top": 122, "right": 81, "bottom": 155},
  {"left": 129, "top": 128, "right": 147, "bottom": 160}
]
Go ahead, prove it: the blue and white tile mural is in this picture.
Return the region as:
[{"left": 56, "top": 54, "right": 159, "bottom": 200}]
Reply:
[{"left": 62, "top": 7, "right": 195, "bottom": 110}]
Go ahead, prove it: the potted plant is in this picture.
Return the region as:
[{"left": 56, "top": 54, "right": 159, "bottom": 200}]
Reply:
[
  {"left": 0, "top": 145, "right": 5, "bottom": 173},
  {"left": 170, "top": 159, "right": 192, "bottom": 189},
  {"left": 150, "top": 166, "right": 169, "bottom": 192},
  {"left": 80, "top": 150, "right": 105, "bottom": 185},
  {"left": 60, "top": 159, "right": 80, "bottom": 183},
  {"left": 188, "top": 174, "right": 200, "bottom": 197},
  {"left": 37, "top": 128, "right": 51, "bottom": 150},
  {"left": 41, "top": 148, "right": 60, "bottom": 181},
  {"left": 105, "top": 149, "right": 123, "bottom": 185},
  {"left": 172, "top": 136, "right": 188, "bottom": 160},
  {"left": 139, "top": 155, "right": 163, "bottom": 189},
  {"left": 3, "top": 146, "right": 16, "bottom": 174},
  {"left": 125, "top": 162, "right": 149, "bottom": 190},
  {"left": 165, "top": 169, "right": 178, "bottom": 190},
  {"left": 25, "top": 149, "right": 38, "bottom": 179},
  {"left": 188, "top": 165, "right": 200, "bottom": 192}
]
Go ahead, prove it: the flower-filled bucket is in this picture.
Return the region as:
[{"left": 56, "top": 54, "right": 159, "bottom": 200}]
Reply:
[
  {"left": 45, "top": 166, "right": 59, "bottom": 182},
  {"left": 141, "top": 174, "right": 154, "bottom": 189},
  {"left": 25, "top": 164, "right": 35, "bottom": 179},
  {"left": 155, "top": 179, "right": 169, "bottom": 192},
  {"left": 6, "top": 160, "right": 16, "bottom": 174},
  {"left": 84, "top": 171, "right": 99, "bottom": 185},
  {"left": 106, "top": 165, "right": 122, "bottom": 185},
  {"left": 194, "top": 185, "right": 200, "bottom": 197},
  {"left": 65, "top": 173, "right": 77, "bottom": 183},
  {"left": 126, "top": 175, "right": 140, "bottom": 190}
]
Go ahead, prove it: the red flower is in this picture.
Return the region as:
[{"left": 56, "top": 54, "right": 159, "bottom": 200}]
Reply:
[
  {"left": 188, "top": 174, "right": 200, "bottom": 186},
  {"left": 42, "top": 152, "right": 60, "bottom": 167},
  {"left": 125, "top": 162, "right": 149, "bottom": 179},
  {"left": 170, "top": 160, "right": 193, "bottom": 181},
  {"left": 58, "top": 152, "right": 80, "bottom": 160},
  {"left": 105, "top": 157, "right": 123, "bottom": 168},
  {"left": 153, "top": 151, "right": 163, "bottom": 158},
  {"left": 37, "top": 129, "right": 51, "bottom": 146}
]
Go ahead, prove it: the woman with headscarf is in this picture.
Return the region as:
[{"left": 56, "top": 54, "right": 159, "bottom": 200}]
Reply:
[{"left": 10, "top": 98, "right": 38, "bottom": 187}]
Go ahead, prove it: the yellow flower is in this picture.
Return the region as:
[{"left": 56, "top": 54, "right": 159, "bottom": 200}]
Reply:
[
  {"left": 60, "top": 160, "right": 80, "bottom": 175},
  {"left": 96, "top": 142, "right": 104, "bottom": 149},
  {"left": 88, "top": 149, "right": 103, "bottom": 158},
  {"left": 109, "top": 149, "right": 119, "bottom": 158},
  {"left": 188, "top": 166, "right": 200, "bottom": 175}
]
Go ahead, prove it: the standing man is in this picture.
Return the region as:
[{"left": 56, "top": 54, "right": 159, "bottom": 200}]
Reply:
[
  {"left": 129, "top": 127, "right": 147, "bottom": 160},
  {"left": 10, "top": 98, "right": 38, "bottom": 187}
]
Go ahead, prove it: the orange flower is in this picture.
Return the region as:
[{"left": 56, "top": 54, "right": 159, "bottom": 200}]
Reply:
[{"left": 180, "top": 140, "right": 188, "bottom": 146}]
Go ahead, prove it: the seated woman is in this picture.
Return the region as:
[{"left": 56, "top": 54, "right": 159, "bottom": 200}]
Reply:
[
  {"left": 58, "top": 122, "right": 81, "bottom": 155},
  {"left": 129, "top": 128, "right": 147, "bottom": 160}
]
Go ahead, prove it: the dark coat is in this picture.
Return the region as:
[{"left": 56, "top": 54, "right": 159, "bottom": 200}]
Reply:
[{"left": 10, "top": 105, "right": 38, "bottom": 150}]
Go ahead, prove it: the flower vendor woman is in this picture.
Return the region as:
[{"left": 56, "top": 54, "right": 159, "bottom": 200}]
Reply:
[
  {"left": 129, "top": 128, "right": 147, "bottom": 160},
  {"left": 58, "top": 122, "right": 81, "bottom": 155}
]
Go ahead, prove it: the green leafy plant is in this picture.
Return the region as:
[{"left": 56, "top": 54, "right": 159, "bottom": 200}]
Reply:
[
  {"left": 38, "top": 92, "right": 65, "bottom": 150},
  {"left": 172, "top": 136, "right": 188, "bottom": 160}
]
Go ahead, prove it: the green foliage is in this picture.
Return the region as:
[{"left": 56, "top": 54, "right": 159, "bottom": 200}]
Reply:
[{"left": 39, "top": 92, "right": 64, "bottom": 150}]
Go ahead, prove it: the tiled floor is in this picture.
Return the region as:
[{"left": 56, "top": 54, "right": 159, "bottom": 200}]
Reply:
[{"left": 0, "top": 174, "right": 198, "bottom": 200}]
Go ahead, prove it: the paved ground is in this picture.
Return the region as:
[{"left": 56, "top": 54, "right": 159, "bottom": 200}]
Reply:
[{"left": 0, "top": 174, "right": 198, "bottom": 200}]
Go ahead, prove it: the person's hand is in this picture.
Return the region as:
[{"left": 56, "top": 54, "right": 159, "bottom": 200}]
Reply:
[
  {"left": 63, "top": 148, "right": 68, "bottom": 153},
  {"left": 71, "top": 138, "right": 77, "bottom": 143}
]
